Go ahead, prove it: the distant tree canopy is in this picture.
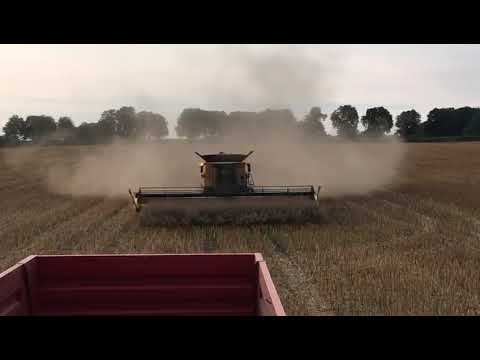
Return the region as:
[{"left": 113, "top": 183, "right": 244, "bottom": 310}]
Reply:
[
  {"left": 225, "top": 111, "right": 259, "bottom": 137},
  {"left": 172, "top": 105, "right": 480, "bottom": 141},
  {"left": 395, "top": 110, "right": 421, "bottom": 138},
  {"left": 3, "top": 115, "right": 27, "bottom": 142},
  {"left": 462, "top": 111, "right": 480, "bottom": 136},
  {"left": 76, "top": 122, "right": 99, "bottom": 145},
  {"left": 423, "top": 108, "right": 457, "bottom": 137},
  {"left": 257, "top": 109, "right": 297, "bottom": 129},
  {"left": 98, "top": 109, "right": 118, "bottom": 139},
  {"left": 176, "top": 108, "right": 296, "bottom": 140},
  {"left": 0, "top": 107, "right": 169, "bottom": 146},
  {"left": 57, "top": 116, "right": 75, "bottom": 131},
  {"left": 6, "top": 104, "right": 480, "bottom": 148},
  {"left": 361, "top": 107, "right": 393, "bottom": 137},
  {"left": 136, "top": 111, "right": 169, "bottom": 140},
  {"left": 176, "top": 109, "right": 222, "bottom": 139},
  {"left": 331, "top": 105, "right": 359, "bottom": 138},
  {"left": 229, "top": 109, "right": 297, "bottom": 139},
  {"left": 298, "top": 107, "right": 327, "bottom": 138},
  {"left": 116, "top": 106, "right": 137, "bottom": 137},
  {"left": 25, "top": 115, "right": 57, "bottom": 143},
  {"left": 421, "top": 107, "right": 480, "bottom": 138},
  {"left": 91, "top": 106, "right": 169, "bottom": 142}
]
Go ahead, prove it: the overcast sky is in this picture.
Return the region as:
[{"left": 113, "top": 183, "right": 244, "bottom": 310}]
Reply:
[{"left": 1, "top": 44, "right": 479, "bottom": 135}]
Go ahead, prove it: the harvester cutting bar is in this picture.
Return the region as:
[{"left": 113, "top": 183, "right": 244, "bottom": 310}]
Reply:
[
  {"left": 135, "top": 185, "right": 316, "bottom": 198},
  {"left": 137, "top": 187, "right": 204, "bottom": 196},
  {"left": 251, "top": 185, "right": 315, "bottom": 194}
]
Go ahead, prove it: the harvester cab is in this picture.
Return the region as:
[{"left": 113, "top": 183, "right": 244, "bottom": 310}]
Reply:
[
  {"left": 197, "top": 151, "right": 255, "bottom": 194},
  {"left": 128, "top": 151, "right": 321, "bottom": 215}
]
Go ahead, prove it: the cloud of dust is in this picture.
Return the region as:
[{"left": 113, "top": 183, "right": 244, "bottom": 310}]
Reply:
[
  {"left": 3, "top": 46, "right": 406, "bottom": 200},
  {"left": 41, "top": 136, "right": 406, "bottom": 199},
  {"left": 206, "top": 45, "right": 339, "bottom": 111},
  {"left": 243, "top": 137, "right": 407, "bottom": 197}
]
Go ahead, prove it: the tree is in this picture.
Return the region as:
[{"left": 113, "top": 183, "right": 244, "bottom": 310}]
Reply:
[
  {"left": 3, "top": 115, "right": 27, "bottom": 142},
  {"left": 331, "top": 105, "right": 359, "bottom": 139},
  {"left": 361, "top": 107, "right": 393, "bottom": 137},
  {"left": 24, "top": 115, "right": 57, "bottom": 142},
  {"left": 225, "top": 111, "right": 259, "bottom": 138},
  {"left": 299, "top": 106, "right": 327, "bottom": 138},
  {"left": 97, "top": 109, "right": 118, "bottom": 139},
  {"left": 257, "top": 109, "right": 296, "bottom": 131},
  {"left": 136, "top": 111, "right": 169, "bottom": 140},
  {"left": 116, "top": 106, "right": 137, "bottom": 137},
  {"left": 75, "top": 122, "right": 99, "bottom": 144},
  {"left": 463, "top": 111, "right": 480, "bottom": 136},
  {"left": 423, "top": 108, "right": 455, "bottom": 137},
  {"left": 200, "top": 110, "right": 227, "bottom": 137},
  {"left": 176, "top": 108, "right": 204, "bottom": 139},
  {"left": 423, "top": 107, "right": 480, "bottom": 137},
  {"left": 57, "top": 116, "right": 75, "bottom": 131},
  {"left": 175, "top": 108, "right": 226, "bottom": 139},
  {"left": 453, "top": 107, "right": 478, "bottom": 136},
  {"left": 395, "top": 109, "right": 421, "bottom": 138}
]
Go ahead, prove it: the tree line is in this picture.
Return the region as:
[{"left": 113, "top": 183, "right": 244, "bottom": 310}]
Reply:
[
  {"left": 2, "top": 104, "right": 480, "bottom": 146},
  {"left": 174, "top": 106, "right": 480, "bottom": 140},
  {"left": 0, "top": 107, "right": 169, "bottom": 146}
]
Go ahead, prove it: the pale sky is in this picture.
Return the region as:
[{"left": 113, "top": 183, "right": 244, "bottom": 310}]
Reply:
[{"left": 1, "top": 44, "right": 479, "bottom": 136}]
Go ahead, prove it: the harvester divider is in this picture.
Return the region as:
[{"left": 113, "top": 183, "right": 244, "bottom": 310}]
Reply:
[{"left": 128, "top": 188, "right": 141, "bottom": 212}]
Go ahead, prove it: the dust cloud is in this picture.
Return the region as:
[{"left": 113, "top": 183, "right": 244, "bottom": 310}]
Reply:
[
  {"left": 41, "top": 137, "right": 406, "bottom": 199},
  {"left": 206, "top": 45, "right": 339, "bottom": 111},
  {"left": 247, "top": 137, "right": 407, "bottom": 197},
  {"left": 3, "top": 45, "right": 406, "bottom": 199}
]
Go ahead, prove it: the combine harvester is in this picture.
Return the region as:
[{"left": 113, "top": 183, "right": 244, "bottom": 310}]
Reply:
[
  {"left": 0, "top": 253, "right": 285, "bottom": 316},
  {"left": 129, "top": 151, "right": 322, "bottom": 225}
]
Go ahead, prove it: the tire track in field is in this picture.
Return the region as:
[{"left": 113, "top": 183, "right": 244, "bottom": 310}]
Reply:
[
  {"left": 345, "top": 196, "right": 446, "bottom": 256},
  {"left": 0, "top": 195, "right": 71, "bottom": 235},
  {"left": 24, "top": 199, "right": 125, "bottom": 253},
  {"left": 343, "top": 197, "right": 443, "bottom": 252},
  {"left": 0, "top": 193, "right": 54, "bottom": 231},
  {"left": 92, "top": 207, "right": 144, "bottom": 252},
  {"left": 268, "top": 233, "right": 334, "bottom": 316},
  {"left": 0, "top": 198, "right": 101, "bottom": 252},
  {"left": 0, "top": 181, "right": 65, "bottom": 223},
  {"left": 345, "top": 200, "right": 413, "bottom": 230},
  {"left": 72, "top": 203, "right": 132, "bottom": 252},
  {"left": 7, "top": 199, "right": 111, "bottom": 262},
  {"left": 383, "top": 190, "right": 480, "bottom": 250},
  {"left": 380, "top": 191, "right": 438, "bottom": 233},
  {"left": 417, "top": 197, "right": 480, "bottom": 253},
  {"left": 0, "top": 198, "right": 104, "bottom": 268}
]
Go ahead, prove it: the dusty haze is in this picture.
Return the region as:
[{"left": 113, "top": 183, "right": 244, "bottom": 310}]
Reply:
[
  {"left": 2, "top": 47, "right": 406, "bottom": 199},
  {"left": 39, "top": 137, "right": 406, "bottom": 199}
]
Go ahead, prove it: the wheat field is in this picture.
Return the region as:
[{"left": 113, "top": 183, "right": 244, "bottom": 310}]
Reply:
[{"left": 1, "top": 142, "right": 479, "bottom": 315}]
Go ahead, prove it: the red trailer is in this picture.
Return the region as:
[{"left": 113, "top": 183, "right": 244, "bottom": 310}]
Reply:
[{"left": 0, "top": 253, "right": 285, "bottom": 316}]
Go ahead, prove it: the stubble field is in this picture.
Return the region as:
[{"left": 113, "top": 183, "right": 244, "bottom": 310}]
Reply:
[{"left": 1, "top": 141, "right": 479, "bottom": 315}]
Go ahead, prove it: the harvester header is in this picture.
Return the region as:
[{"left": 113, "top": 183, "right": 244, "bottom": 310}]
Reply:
[{"left": 128, "top": 151, "right": 321, "bottom": 223}]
